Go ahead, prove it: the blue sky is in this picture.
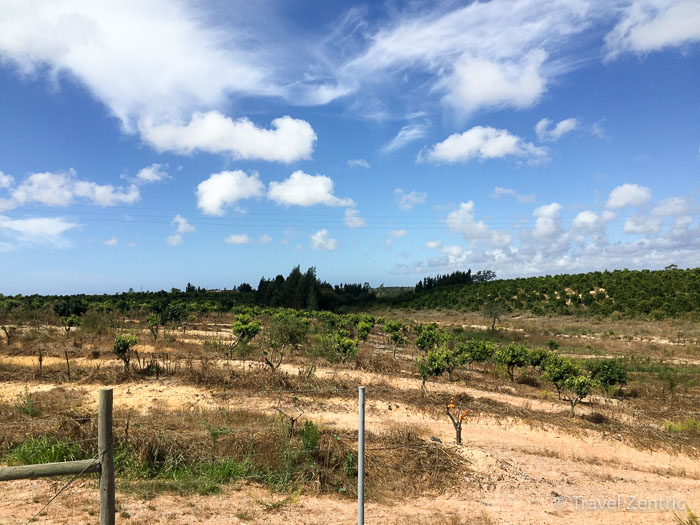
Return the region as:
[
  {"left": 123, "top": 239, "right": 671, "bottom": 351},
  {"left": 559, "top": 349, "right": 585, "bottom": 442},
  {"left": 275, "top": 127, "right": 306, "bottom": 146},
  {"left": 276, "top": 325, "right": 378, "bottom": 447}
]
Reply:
[{"left": 0, "top": 0, "right": 699, "bottom": 294}]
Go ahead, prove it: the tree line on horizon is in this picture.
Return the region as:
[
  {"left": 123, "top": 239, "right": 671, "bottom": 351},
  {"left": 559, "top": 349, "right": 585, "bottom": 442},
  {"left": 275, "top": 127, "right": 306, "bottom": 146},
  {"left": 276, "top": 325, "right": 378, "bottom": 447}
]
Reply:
[{"left": 0, "top": 266, "right": 697, "bottom": 322}]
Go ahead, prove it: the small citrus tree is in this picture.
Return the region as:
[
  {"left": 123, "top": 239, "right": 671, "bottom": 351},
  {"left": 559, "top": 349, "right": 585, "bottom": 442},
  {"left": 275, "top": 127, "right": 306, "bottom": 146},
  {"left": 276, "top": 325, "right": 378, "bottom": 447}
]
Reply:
[
  {"left": 230, "top": 314, "right": 261, "bottom": 359},
  {"left": 113, "top": 333, "right": 137, "bottom": 373},
  {"left": 494, "top": 343, "right": 529, "bottom": 382},
  {"left": 385, "top": 320, "right": 408, "bottom": 358},
  {"left": 146, "top": 313, "right": 160, "bottom": 341},
  {"left": 562, "top": 375, "right": 593, "bottom": 418},
  {"left": 416, "top": 347, "right": 447, "bottom": 391},
  {"left": 445, "top": 397, "right": 468, "bottom": 444},
  {"left": 543, "top": 355, "right": 581, "bottom": 399}
]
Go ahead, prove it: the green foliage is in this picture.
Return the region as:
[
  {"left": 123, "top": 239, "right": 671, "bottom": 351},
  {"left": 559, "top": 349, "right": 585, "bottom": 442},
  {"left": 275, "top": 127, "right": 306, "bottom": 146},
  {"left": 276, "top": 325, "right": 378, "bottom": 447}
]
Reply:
[
  {"left": 232, "top": 314, "right": 261, "bottom": 343},
  {"left": 146, "top": 313, "right": 160, "bottom": 340},
  {"left": 664, "top": 418, "right": 700, "bottom": 435},
  {"left": 562, "top": 375, "right": 593, "bottom": 417},
  {"left": 385, "top": 319, "right": 408, "bottom": 357},
  {"left": 416, "top": 347, "right": 448, "bottom": 389},
  {"left": 4, "top": 437, "right": 87, "bottom": 465},
  {"left": 545, "top": 339, "right": 560, "bottom": 350},
  {"left": 356, "top": 318, "right": 374, "bottom": 341},
  {"left": 527, "top": 347, "right": 552, "bottom": 371},
  {"left": 301, "top": 421, "right": 320, "bottom": 453},
  {"left": 311, "top": 333, "right": 358, "bottom": 363},
  {"left": 586, "top": 359, "right": 628, "bottom": 395},
  {"left": 113, "top": 333, "right": 137, "bottom": 372},
  {"left": 382, "top": 268, "right": 700, "bottom": 319},
  {"left": 415, "top": 323, "right": 450, "bottom": 352},
  {"left": 494, "top": 343, "right": 530, "bottom": 382},
  {"left": 543, "top": 355, "right": 581, "bottom": 398},
  {"left": 62, "top": 313, "right": 80, "bottom": 335},
  {"left": 14, "top": 389, "right": 39, "bottom": 417},
  {"left": 465, "top": 339, "right": 495, "bottom": 364},
  {"left": 269, "top": 312, "right": 309, "bottom": 349}
]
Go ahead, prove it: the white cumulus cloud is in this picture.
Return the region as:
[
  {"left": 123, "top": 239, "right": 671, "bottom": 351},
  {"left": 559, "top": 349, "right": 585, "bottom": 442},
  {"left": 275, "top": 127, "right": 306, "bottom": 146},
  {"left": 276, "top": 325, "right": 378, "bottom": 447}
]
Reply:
[
  {"left": 259, "top": 234, "right": 273, "bottom": 244},
  {"left": 102, "top": 237, "right": 118, "bottom": 246},
  {"left": 140, "top": 113, "right": 316, "bottom": 163},
  {"left": 652, "top": 196, "right": 691, "bottom": 216},
  {"left": 534, "top": 117, "right": 579, "bottom": 142},
  {"left": 623, "top": 215, "right": 664, "bottom": 235},
  {"left": 606, "top": 183, "right": 652, "bottom": 208},
  {"left": 196, "top": 170, "right": 264, "bottom": 216},
  {"left": 268, "top": 171, "right": 353, "bottom": 207},
  {"left": 310, "top": 229, "right": 337, "bottom": 250},
  {"left": 12, "top": 170, "right": 139, "bottom": 207},
  {"left": 446, "top": 201, "right": 511, "bottom": 247},
  {"left": 444, "top": 50, "right": 547, "bottom": 113},
  {"left": 0, "top": 171, "right": 13, "bottom": 189},
  {"left": 532, "top": 203, "right": 563, "bottom": 241},
  {"left": 172, "top": 214, "right": 195, "bottom": 234},
  {"left": 134, "top": 164, "right": 169, "bottom": 184},
  {"left": 423, "top": 126, "right": 547, "bottom": 164},
  {"left": 605, "top": 0, "right": 700, "bottom": 60}
]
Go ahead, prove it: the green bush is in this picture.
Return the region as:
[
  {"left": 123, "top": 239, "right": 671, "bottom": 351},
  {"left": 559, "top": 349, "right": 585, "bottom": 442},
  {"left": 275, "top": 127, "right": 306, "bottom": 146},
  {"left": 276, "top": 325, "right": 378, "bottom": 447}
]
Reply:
[
  {"left": 494, "top": 343, "right": 529, "bottom": 382},
  {"left": 113, "top": 333, "right": 137, "bottom": 372},
  {"left": 587, "top": 359, "right": 628, "bottom": 395},
  {"left": 301, "top": 421, "right": 320, "bottom": 453}
]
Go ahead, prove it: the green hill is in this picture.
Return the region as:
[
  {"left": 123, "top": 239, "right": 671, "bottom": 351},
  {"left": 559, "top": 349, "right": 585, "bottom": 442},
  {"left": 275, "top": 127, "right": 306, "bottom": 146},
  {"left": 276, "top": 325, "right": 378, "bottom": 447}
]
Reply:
[{"left": 380, "top": 268, "right": 700, "bottom": 319}]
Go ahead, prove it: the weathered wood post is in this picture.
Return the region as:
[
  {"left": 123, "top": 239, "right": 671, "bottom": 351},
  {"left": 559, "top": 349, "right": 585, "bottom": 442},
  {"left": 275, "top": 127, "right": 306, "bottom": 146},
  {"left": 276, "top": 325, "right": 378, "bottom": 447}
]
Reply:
[
  {"left": 358, "top": 386, "right": 365, "bottom": 525},
  {"left": 98, "top": 388, "right": 115, "bottom": 525}
]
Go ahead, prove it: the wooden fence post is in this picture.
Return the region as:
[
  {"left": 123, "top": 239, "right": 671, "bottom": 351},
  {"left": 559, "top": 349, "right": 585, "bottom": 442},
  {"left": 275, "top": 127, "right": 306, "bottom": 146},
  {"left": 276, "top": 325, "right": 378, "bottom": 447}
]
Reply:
[{"left": 98, "top": 388, "right": 115, "bottom": 525}]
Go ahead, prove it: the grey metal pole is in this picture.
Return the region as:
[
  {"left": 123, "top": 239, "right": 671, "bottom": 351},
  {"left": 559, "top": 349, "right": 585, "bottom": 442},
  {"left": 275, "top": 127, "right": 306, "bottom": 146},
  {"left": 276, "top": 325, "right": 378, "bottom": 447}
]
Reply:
[
  {"left": 358, "top": 385, "right": 365, "bottom": 525},
  {"left": 99, "top": 388, "right": 115, "bottom": 525}
]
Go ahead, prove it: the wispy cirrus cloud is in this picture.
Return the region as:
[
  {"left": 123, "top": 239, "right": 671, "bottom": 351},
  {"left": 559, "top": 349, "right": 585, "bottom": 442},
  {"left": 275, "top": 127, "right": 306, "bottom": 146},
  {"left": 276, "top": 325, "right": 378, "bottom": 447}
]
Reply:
[
  {"left": 383, "top": 123, "right": 429, "bottom": 153},
  {"left": 492, "top": 186, "right": 535, "bottom": 203}
]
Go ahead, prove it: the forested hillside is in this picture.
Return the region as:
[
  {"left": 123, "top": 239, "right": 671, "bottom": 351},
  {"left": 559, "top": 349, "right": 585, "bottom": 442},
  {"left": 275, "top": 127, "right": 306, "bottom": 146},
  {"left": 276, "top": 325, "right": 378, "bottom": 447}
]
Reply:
[{"left": 383, "top": 268, "right": 699, "bottom": 319}]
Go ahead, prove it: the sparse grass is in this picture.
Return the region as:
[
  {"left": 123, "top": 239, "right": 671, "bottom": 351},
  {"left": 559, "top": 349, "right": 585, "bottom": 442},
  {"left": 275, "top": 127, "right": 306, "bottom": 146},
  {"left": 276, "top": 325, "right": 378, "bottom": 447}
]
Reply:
[
  {"left": 665, "top": 418, "right": 700, "bottom": 435},
  {"left": 3, "top": 436, "right": 87, "bottom": 465}
]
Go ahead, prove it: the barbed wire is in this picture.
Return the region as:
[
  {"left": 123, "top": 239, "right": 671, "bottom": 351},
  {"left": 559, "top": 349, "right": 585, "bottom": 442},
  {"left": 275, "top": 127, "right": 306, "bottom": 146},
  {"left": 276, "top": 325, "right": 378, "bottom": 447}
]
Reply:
[{"left": 23, "top": 453, "right": 98, "bottom": 525}]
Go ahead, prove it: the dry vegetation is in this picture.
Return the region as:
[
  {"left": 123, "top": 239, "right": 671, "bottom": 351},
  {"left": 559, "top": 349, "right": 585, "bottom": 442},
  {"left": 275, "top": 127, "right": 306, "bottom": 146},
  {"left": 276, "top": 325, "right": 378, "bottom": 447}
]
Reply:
[{"left": 0, "top": 308, "right": 698, "bottom": 524}]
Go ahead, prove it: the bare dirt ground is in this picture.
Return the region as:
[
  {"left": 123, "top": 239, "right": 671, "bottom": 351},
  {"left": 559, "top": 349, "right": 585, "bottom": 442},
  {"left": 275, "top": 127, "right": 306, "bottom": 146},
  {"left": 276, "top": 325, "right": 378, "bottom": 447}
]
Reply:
[{"left": 0, "top": 316, "right": 698, "bottom": 524}]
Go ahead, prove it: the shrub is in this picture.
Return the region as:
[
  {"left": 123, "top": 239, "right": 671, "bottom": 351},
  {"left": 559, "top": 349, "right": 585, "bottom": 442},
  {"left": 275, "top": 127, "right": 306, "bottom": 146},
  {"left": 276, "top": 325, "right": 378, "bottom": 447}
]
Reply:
[
  {"left": 466, "top": 339, "right": 495, "bottom": 364},
  {"left": 415, "top": 323, "right": 449, "bottom": 352},
  {"left": 14, "top": 389, "right": 39, "bottom": 417},
  {"left": 545, "top": 339, "right": 560, "bottom": 350},
  {"left": 113, "top": 333, "right": 137, "bottom": 372},
  {"left": 527, "top": 347, "right": 551, "bottom": 371},
  {"left": 562, "top": 375, "right": 593, "bottom": 418},
  {"left": 494, "top": 343, "right": 529, "bottom": 382},
  {"left": 416, "top": 348, "right": 448, "bottom": 390},
  {"left": 301, "top": 421, "right": 320, "bottom": 453},
  {"left": 586, "top": 359, "right": 628, "bottom": 396},
  {"left": 543, "top": 355, "right": 581, "bottom": 399}
]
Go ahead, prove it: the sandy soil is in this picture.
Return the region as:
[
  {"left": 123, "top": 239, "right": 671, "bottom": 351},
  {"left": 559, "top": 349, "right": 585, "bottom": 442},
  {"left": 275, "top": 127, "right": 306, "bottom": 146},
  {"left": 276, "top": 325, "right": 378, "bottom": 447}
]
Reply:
[
  {"left": 1, "top": 372, "right": 697, "bottom": 524},
  {"left": 1, "top": 318, "right": 698, "bottom": 524}
]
